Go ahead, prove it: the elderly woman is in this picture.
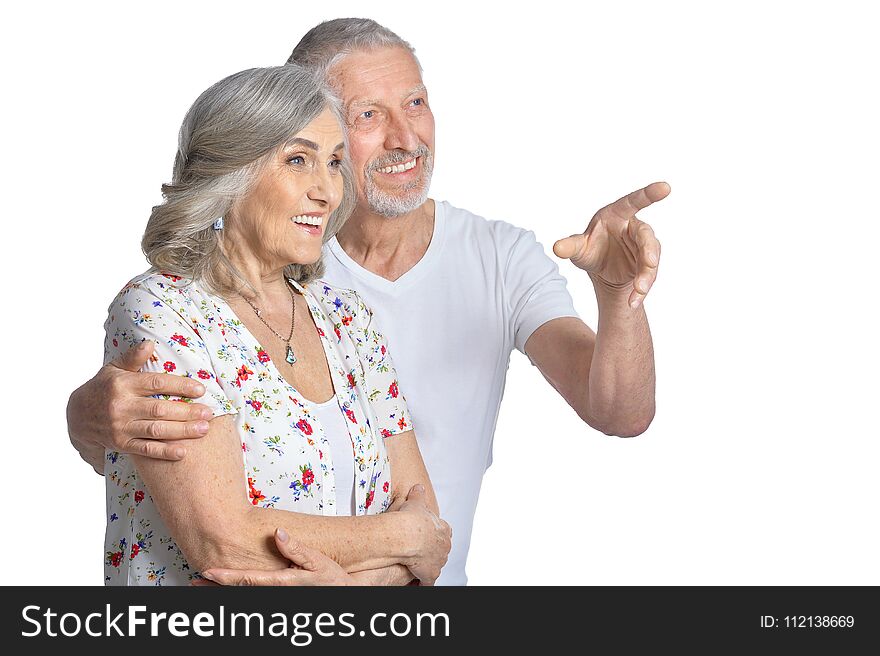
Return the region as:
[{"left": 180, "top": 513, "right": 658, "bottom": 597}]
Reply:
[{"left": 102, "top": 64, "right": 450, "bottom": 586}]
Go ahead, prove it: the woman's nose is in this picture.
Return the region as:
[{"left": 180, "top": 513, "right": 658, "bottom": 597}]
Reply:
[{"left": 307, "top": 167, "right": 340, "bottom": 207}]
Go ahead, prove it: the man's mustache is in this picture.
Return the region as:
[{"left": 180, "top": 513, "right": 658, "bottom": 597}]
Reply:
[{"left": 366, "top": 145, "right": 432, "bottom": 171}]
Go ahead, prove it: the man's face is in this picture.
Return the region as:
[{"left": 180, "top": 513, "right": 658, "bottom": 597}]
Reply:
[{"left": 330, "top": 46, "right": 435, "bottom": 217}]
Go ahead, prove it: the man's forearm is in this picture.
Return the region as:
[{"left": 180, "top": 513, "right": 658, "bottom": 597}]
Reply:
[{"left": 586, "top": 278, "right": 656, "bottom": 436}]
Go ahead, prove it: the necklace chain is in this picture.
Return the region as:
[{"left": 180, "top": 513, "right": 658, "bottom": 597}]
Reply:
[{"left": 240, "top": 282, "right": 297, "bottom": 364}]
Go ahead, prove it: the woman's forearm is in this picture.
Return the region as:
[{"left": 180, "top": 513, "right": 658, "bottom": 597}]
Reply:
[
  {"left": 197, "top": 429, "right": 445, "bottom": 580},
  {"left": 132, "top": 416, "right": 431, "bottom": 578},
  {"left": 192, "top": 428, "right": 442, "bottom": 582},
  {"left": 131, "top": 419, "right": 420, "bottom": 574},
  {"left": 350, "top": 564, "right": 415, "bottom": 586},
  {"left": 194, "top": 505, "right": 417, "bottom": 574}
]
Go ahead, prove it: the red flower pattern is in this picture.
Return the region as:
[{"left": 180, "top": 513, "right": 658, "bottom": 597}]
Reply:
[
  {"left": 248, "top": 477, "right": 265, "bottom": 506},
  {"left": 163, "top": 361, "right": 176, "bottom": 372},
  {"left": 235, "top": 364, "right": 254, "bottom": 387}
]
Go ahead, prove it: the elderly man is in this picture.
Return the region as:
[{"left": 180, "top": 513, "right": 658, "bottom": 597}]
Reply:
[{"left": 68, "top": 18, "right": 668, "bottom": 585}]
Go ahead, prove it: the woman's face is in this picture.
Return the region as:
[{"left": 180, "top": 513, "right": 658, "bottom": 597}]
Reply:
[{"left": 227, "top": 108, "right": 346, "bottom": 270}]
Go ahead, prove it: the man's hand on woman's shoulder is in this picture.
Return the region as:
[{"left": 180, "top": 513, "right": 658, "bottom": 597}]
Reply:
[{"left": 67, "top": 340, "right": 214, "bottom": 473}]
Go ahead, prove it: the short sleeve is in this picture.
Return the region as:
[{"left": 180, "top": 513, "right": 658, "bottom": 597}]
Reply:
[
  {"left": 103, "top": 278, "right": 237, "bottom": 418},
  {"left": 505, "top": 229, "right": 580, "bottom": 355},
  {"left": 347, "top": 292, "right": 414, "bottom": 438}
]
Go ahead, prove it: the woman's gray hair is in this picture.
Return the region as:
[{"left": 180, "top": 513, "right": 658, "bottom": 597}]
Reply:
[
  {"left": 142, "top": 64, "right": 356, "bottom": 297},
  {"left": 287, "top": 18, "right": 420, "bottom": 80}
]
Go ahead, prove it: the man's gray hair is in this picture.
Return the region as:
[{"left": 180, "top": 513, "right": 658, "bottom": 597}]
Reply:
[
  {"left": 142, "top": 64, "right": 356, "bottom": 297},
  {"left": 287, "top": 18, "right": 420, "bottom": 80}
]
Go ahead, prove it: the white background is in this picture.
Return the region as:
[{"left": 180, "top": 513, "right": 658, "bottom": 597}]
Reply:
[{"left": 1, "top": 0, "right": 877, "bottom": 585}]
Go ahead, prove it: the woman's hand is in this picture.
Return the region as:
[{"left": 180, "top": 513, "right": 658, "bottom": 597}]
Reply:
[
  {"left": 396, "top": 484, "right": 452, "bottom": 586},
  {"left": 196, "top": 528, "right": 355, "bottom": 586}
]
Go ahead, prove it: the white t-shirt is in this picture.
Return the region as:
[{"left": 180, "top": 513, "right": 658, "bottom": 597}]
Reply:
[
  {"left": 311, "top": 397, "right": 356, "bottom": 516},
  {"left": 322, "top": 200, "right": 579, "bottom": 585}
]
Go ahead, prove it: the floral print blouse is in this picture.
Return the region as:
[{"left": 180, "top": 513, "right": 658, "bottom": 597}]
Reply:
[{"left": 102, "top": 271, "right": 412, "bottom": 585}]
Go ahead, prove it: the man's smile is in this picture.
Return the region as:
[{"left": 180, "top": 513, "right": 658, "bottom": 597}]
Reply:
[{"left": 377, "top": 157, "right": 418, "bottom": 174}]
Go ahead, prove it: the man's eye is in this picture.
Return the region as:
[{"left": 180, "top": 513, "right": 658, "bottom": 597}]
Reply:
[
  {"left": 329, "top": 158, "right": 342, "bottom": 169},
  {"left": 411, "top": 98, "right": 423, "bottom": 107},
  {"left": 361, "top": 110, "right": 374, "bottom": 119}
]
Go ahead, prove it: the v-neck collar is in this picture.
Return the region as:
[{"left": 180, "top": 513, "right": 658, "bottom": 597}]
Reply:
[
  {"left": 216, "top": 280, "right": 342, "bottom": 407},
  {"left": 210, "top": 279, "right": 376, "bottom": 516},
  {"left": 325, "top": 200, "right": 447, "bottom": 296}
]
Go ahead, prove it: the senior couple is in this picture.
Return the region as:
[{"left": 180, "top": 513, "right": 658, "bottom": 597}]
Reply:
[{"left": 68, "top": 18, "right": 668, "bottom": 586}]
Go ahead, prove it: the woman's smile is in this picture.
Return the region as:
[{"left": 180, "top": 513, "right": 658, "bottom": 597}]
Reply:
[{"left": 291, "top": 212, "right": 325, "bottom": 237}]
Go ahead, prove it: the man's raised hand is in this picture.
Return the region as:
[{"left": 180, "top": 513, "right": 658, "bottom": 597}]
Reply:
[{"left": 553, "top": 181, "right": 670, "bottom": 309}]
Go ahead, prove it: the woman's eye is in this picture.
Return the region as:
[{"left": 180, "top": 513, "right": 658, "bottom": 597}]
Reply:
[
  {"left": 411, "top": 98, "right": 423, "bottom": 107},
  {"left": 361, "top": 110, "right": 374, "bottom": 119},
  {"left": 289, "top": 155, "right": 306, "bottom": 166},
  {"left": 329, "top": 158, "right": 342, "bottom": 170}
]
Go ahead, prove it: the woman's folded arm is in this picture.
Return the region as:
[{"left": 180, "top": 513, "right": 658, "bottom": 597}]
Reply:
[
  {"left": 132, "top": 414, "right": 429, "bottom": 575},
  {"left": 348, "top": 430, "right": 447, "bottom": 585}
]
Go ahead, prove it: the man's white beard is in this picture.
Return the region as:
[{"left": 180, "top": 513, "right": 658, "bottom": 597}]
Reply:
[{"left": 363, "top": 149, "right": 434, "bottom": 218}]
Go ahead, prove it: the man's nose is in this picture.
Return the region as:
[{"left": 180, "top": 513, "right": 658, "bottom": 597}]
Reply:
[{"left": 383, "top": 111, "right": 419, "bottom": 153}]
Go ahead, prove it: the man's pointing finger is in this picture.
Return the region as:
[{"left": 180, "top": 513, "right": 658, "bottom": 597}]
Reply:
[{"left": 607, "top": 181, "right": 671, "bottom": 218}]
